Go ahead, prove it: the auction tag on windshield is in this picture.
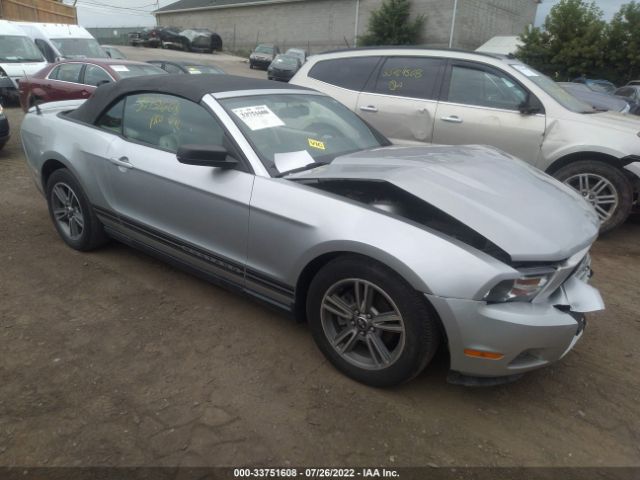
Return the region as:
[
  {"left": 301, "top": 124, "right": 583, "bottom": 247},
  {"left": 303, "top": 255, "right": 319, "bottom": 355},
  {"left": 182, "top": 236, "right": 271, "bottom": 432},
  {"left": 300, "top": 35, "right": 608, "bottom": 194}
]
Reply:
[
  {"left": 111, "top": 65, "right": 130, "bottom": 72},
  {"left": 512, "top": 65, "right": 538, "bottom": 77},
  {"left": 308, "top": 138, "right": 325, "bottom": 150},
  {"left": 274, "top": 150, "right": 315, "bottom": 173},
  {"left": 187, "top": 68, "right": 202, "bottom": 74},
  {"left": 232, "top": 105, "right": 285, "bottom": 131}
]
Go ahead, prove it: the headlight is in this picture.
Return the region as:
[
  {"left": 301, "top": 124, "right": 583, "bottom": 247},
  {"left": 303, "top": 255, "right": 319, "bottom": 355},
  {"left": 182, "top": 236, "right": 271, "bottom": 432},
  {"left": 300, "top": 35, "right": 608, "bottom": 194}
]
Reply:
[{"left": 484, "top": 269, "right": 555, "bottom": 303}]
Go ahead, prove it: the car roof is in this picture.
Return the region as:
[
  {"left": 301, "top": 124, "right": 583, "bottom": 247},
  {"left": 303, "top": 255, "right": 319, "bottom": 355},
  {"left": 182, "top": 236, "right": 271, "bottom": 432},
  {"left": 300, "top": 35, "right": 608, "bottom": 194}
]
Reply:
[
  {"left": 53, "top": 58, "right": 151, "bottom": 67},
  {"left": 318, "top": 46, "right": 507, "bottom": 60},
  {"left": 67, "top": 74, "right": 311, "bottom": 125}
]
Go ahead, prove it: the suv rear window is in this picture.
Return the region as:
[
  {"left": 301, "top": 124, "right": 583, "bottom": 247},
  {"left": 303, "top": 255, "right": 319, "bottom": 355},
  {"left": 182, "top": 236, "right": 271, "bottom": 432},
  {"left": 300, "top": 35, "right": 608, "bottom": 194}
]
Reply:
[{"left": 308, "top": 56, "right": 380, "bottom": 91}]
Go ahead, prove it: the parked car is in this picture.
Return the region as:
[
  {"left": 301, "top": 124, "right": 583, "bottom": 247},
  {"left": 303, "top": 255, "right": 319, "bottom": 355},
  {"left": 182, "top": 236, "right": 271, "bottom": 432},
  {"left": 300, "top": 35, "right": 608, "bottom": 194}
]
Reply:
[
  {"left": 20, "top": 74, "right": 604, "bottom": 387},
  {"left": 147, "top": 60, "right": 225, "bottom": 75},
  {"left": 250, "top": 43, "right": 279, "bottom": 70},
  {"left": 180, "top": 28, "right": 223, "bottom": 53},
  {"left": 18, "top": 59, "right": 166, "bottom": 111},
  {"left": 0, "top": 20, "right": 48, "bottom": 102},
  {"left": 101, "top": 45, "right": 127, "bottom": 60},
  {"left": 16, "top": 22, "right": 107, "bottom": 62},
  {"left": 559, "top": 82, "right": 633, "bottom": 114},
  {"left": 572, "top": 77, "right": 617, "bottom": 94},
  {"left": 290, "top": 48, "right": 640, "bottom": 232},
  {"left": 285, "top": 48, "right": 308, "bottom": 64},
  {"left": 128, "top": 28, "right": 161, "bottom": 48},
  {"left": 0, "top": 102, "right": 9, "bottom": 150},
  {"left": 614, "top": 85, "right": 640, "bottom": 104},
  {"left": 267, "top": 54, "right": 301, "bottom": 82}
]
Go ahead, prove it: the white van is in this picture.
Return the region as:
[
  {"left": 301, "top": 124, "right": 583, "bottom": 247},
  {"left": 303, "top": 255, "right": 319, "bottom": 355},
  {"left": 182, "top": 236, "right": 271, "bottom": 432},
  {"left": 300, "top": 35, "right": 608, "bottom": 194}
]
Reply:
[
  {"left": 0, "top": 20, "right": 48, "bottom": 101},
  {"left": 16, "top": 22, "right": 107, "bottom": 63}
]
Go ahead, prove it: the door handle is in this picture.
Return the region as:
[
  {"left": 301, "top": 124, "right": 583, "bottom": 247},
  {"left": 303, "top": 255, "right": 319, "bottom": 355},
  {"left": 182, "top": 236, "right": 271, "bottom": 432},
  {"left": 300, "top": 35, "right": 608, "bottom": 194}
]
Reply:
[
  {"left": 441, "top": 115, "right": 463, "bottom": 124},
  {"left": 109, "top": 156, "right": 132, "bottom": 169},
  {"left": 359, "top": 105, "right": 378, "bottom": 113}
]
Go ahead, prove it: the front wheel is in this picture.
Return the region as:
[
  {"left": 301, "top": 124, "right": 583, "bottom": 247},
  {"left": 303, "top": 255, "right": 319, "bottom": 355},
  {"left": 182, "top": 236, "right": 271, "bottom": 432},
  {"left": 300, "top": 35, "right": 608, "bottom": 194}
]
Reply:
[
  {"left": 307, "top": 255, "right": 441, "bottom": 387},
  {"left": 552, "top": 160, "right": 633, "bottom": 233},
  {"left": 46, "top": 169, "right": 108, "bottom": 251}
]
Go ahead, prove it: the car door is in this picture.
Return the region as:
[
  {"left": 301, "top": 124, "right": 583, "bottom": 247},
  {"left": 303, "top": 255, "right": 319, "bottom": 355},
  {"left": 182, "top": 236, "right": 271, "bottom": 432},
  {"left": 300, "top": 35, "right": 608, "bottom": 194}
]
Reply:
[
  {"left": 46, "top": 62, "right": 86, "bottom": 101},
  {"left": 432, "top": 60, "right": 546, "bottom": 164},
  {"left": 101, "top": 92, "right": 255, "bottom": 286},
  {"left": 355, "top": 56, "right": 446, "bottom": 144}
]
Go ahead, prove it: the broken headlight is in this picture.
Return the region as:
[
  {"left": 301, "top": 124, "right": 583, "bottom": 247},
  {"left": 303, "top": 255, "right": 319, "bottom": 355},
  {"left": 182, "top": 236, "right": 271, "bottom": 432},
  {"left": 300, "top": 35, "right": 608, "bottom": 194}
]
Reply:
[{"left": 484, "top": 268, "right": 555, "bottom": 303}]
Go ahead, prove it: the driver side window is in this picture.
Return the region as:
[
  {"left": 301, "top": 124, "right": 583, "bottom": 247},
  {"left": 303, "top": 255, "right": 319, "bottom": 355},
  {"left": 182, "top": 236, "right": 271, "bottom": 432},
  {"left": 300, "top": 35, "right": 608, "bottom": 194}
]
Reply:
[{"left": 121, "top": 93, "right": 225, "bottom": 153}]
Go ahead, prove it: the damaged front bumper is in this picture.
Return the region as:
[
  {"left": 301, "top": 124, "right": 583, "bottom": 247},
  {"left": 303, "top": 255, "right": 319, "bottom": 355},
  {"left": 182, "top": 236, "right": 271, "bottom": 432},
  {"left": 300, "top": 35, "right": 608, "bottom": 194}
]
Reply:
[{"left": 426, "top": 263, "right": 604, "bottom": 381}]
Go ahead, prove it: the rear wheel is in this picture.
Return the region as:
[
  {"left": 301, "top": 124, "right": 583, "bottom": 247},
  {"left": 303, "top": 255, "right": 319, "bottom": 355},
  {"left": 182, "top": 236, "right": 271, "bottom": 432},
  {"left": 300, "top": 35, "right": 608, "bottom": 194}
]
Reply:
[
  {"left": 307, "top": 255, "right": 441, "bottom": 387},
  {"left": 46, "top": 169, "right": 108, "bottom": 251},
  {"left": 552, "top": 160, "right": 633, "bottom": 233}
]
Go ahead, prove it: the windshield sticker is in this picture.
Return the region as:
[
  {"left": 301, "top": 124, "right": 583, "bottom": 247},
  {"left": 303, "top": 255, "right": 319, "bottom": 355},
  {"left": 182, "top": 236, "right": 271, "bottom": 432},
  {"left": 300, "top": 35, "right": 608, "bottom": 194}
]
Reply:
[
  {"left": 512, "top": 65, "right": 538, "bottom": 77},
  {"left": 308, "top": 138, "right": 325, "bottom": 150},
  {"left": 111, "top": 65, "right": 130, "bottom": 72},
  {"left": 187, "top": 67, "right": 202, "bottom": 74},
  {"left": 274, "top": 150, "right": 315, "bottom": 173},
  {"left": 232, "top": 105, "right": 285, "bottom": 131}
]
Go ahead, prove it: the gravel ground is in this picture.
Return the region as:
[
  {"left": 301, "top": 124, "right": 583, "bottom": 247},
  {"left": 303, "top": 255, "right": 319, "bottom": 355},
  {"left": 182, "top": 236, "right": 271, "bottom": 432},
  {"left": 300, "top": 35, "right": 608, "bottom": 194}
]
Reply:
[{"left": 0, "top": 47, "right": 639, "bottom": 468}]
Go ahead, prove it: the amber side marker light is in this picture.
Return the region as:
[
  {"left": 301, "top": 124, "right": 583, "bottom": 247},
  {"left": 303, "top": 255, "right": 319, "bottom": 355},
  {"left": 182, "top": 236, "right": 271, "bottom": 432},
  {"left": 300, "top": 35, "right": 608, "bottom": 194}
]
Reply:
[{"left": 464, "top": 349, "right": 504, "bottom": 360}]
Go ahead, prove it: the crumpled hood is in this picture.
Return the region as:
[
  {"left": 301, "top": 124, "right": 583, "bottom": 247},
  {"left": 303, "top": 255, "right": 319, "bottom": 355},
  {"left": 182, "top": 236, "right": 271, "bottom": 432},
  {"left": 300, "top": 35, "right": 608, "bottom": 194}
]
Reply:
[{"left": 291, "top": 145, "right": 599, "bottom": 262}]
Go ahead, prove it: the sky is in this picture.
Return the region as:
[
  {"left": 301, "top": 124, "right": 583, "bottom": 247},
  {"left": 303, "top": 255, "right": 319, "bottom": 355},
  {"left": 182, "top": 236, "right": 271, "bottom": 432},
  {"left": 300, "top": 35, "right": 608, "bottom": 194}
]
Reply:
[{"left": 71, "top": 0, "right": 631, "bottom": 29}]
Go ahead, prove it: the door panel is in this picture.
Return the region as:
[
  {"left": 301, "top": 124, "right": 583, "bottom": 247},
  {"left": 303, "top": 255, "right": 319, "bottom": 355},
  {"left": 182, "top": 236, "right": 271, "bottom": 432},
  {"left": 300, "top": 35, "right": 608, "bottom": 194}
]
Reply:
[
  {"left": 355, "top": 56, "right": 445, "bottom": 144},
  {"left": 105, "top": 137, "right": 254, "bottom": 284},
  {"left": 433, "top": 62, "right": 546, "bottom": 164},
  {"left": 101, "top": 92, "right": 255, "bottom": 285}
]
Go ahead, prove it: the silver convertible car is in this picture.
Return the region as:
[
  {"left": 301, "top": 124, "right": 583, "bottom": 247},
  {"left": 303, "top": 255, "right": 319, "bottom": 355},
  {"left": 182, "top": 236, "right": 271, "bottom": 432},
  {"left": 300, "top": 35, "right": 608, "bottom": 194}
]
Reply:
[{"left": 21, "top": 75, "right": 604, "bottom": 387}]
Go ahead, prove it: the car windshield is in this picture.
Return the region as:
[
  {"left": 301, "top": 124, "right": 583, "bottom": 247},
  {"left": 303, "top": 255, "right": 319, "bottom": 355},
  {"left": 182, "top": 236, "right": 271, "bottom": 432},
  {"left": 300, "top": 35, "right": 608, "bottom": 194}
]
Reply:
[
  {"left": 255, "top": 45, "right": 273, "bottom": 54},
  {"left": 273, "top": 55, "right": 298, "bottom": 67},
  {"left": 51, "top": 38, "right": 108, "bottom": 58},
  {"left": 114, "top": 64, "right": 168, "bottom": 78},
  {"left": 588, "top": 81, "right": 615, "bottom": 94},
  {"left": 105, "top": 47, "right": 126, "bottom": 59},
  {"left": 184, "top": 65, "right": 223, "bottom": 74},
  {"left": 220, "top": 94, "right": 386, "bottom": 175},
  {"left": 510, "top": 63, "right": 595, "bottom": 113},
  {"left": 0, "top": 35, "right": 44, "bottom": 62}
]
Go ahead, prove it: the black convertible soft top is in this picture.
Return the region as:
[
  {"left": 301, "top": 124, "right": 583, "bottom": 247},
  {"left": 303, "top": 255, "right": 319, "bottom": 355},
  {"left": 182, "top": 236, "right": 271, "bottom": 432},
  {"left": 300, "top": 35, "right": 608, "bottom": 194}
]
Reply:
[{"left": 67, "top": 74, "right": 311, "bottom": 124}]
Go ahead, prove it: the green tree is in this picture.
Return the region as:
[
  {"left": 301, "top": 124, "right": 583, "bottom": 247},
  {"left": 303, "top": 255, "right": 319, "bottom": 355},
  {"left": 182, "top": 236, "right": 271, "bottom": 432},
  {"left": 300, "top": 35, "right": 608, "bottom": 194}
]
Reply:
[
  {"left": 359, "top": 0, "right": 425, "bottom": 46},
  {"left": 607, "top": 1, "right": 640, "bottom": 84},
  {"left": 516, "top": 0, "right": 607, "bottom": 81}
]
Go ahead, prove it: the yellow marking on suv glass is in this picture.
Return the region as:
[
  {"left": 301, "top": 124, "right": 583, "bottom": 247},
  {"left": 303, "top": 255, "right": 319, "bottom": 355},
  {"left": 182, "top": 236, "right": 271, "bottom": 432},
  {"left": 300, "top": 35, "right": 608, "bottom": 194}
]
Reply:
[{"left": 308, "top": 138, "right": 325, "bottom": 150}]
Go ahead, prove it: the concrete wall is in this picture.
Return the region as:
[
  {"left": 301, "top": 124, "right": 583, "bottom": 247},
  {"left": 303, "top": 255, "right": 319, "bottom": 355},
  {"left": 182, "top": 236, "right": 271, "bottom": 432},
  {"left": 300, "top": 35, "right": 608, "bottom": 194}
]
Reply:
[{"left": 156, "top": 0, "right": 537, "bottom": 54}]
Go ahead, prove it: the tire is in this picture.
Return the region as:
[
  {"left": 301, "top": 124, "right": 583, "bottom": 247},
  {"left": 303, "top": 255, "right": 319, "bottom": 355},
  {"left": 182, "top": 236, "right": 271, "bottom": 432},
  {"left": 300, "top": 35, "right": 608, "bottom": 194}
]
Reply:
[
  {"left": 249, "top": 63, "right": 254, "bottom": 69},
  {"left": 0, "top": 141, "right": 6, "bottom": 151},
  {"left": 552, "top": 160, "right": 633, "bottom": 233},
  {"left": 45, "top": 169, "right": 108, "bottom": 251},
  {"left": 307, "top": 255, "right": 441, "bottom": 387}
]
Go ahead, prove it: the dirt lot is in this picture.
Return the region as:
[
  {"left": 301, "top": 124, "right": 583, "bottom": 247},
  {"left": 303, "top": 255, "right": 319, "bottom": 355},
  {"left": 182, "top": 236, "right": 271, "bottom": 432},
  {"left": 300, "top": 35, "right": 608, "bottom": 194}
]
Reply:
[{"left": 0, "top": 48, "right": 639, "bottom": 468}]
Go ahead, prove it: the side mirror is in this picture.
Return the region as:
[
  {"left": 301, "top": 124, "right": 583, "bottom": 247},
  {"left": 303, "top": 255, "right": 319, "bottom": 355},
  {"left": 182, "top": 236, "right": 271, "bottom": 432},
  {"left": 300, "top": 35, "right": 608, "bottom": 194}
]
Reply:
[
  {"left": 518, "top": 97, "right": 542, "bottom": 115},
  {"left": 177, "top": 144, "right": 238, "bottom": 168}
]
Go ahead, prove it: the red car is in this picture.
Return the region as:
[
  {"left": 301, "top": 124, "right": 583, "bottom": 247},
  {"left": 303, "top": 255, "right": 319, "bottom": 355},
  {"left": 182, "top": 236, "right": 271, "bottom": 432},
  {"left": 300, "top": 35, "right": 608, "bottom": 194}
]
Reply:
[{"left": 19, "top": 59, "right": 167, "bottom": 111}]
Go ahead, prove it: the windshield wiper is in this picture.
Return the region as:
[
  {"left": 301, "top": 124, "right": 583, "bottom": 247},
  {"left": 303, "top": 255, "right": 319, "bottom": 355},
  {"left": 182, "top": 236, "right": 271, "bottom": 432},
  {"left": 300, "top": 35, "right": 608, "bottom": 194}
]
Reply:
[{"left": 276, "top": 161, "right": 331, "bottom": 178}]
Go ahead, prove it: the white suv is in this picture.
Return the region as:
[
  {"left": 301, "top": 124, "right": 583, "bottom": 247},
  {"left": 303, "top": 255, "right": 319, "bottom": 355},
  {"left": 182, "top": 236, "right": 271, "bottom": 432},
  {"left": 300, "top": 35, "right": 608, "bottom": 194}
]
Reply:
[{"left": 291, "top": 48, "right": 640, "bottom": 232}]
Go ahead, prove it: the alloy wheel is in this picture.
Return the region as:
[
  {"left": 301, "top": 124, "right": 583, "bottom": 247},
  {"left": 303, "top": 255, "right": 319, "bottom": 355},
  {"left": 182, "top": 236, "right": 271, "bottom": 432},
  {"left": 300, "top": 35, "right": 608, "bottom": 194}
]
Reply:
[
  {"left": 564, "top": 173, "right": 619, "bottom": 223},
  {"left": 320, "top": 278, "right": 405, "bottom": 371},
  {"left": 50, "top": 182, "right": 85, "bottom": 241}
]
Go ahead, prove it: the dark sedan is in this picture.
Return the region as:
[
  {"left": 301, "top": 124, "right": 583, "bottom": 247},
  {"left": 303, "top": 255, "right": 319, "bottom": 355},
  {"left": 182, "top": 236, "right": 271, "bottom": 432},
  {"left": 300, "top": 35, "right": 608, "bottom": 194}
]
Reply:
[
  {"left": 267, "top": 54, "right": 301, "bottom": 82},
  {"left": 147, "top": 60, "right": 225, "bottom": 75},
  {"left": 559, "top": 82, "right": 633, "bottom": 114},
  {"left": 0, "top": 103, "right": 9, "bottom": 150},
  {"left": 18, "top": 59, "right": 166, "bottom": 112}
]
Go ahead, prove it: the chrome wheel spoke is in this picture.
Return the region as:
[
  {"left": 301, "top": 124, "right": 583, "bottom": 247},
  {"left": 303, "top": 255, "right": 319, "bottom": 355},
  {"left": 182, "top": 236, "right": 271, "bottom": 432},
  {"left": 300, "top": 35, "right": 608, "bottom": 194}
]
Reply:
[
  {"left": 355, "top": 281, "right": 374, "bottom": 313},
  {"left": 592, "top": 179, "right": 608, "bottom": 195},
  {"left": 366, "top": 333, "right": 391, "bottom": 367},
  {"left": 334, "top": 328, "right": 359, "bottom": 354},
  {"left": 323, "top": 294, "right": 353, "bottom": 319},
  {"left": 52, "top": 185, "right": 68, "bottom": 205},
  {"left": 371, "top": 312, "right": 403, "bottom": 332},
  {"left": 53, "top": 207, "right": 67, "bottom": 221},
  {"left": 595, "top": 194, "right": 616, "bottom": 205}
]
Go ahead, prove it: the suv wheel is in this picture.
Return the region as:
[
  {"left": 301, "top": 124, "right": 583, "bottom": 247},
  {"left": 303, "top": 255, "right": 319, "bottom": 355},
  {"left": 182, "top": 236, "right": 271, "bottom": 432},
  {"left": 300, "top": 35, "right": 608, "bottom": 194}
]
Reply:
[
  {"left": 46, "top": 169, "right": 108, "bottom": 251},
  {"left": 307, "top": 255, "right": 441, "bottom": 387},
  {"left": 553, "top": 160, "right": 633, "bottom": 233}
]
